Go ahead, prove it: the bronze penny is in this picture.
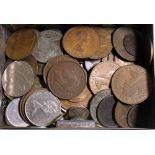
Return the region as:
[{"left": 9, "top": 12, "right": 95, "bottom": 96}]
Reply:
[
  {"left": 90, "top": 28, "right": 114, "bottom": 59},
  {"left": 113, "top": 27, "right": 136, "bottom": 61},
  {"left": 114, "top": 55, "right": 132, "bottom": 67},
  {"left": 114, "top": 101, "right": 132, "bottom": 128},
  {"left": 5, "top": 29, "right": 38, "bottom": 60},
  {"left": 43, "top": 55, "right": 78, "bottom": 84},
  {"left": 47, "top": 61, "right": 87, "bottom": 99},
  {"left": 89, "top": 62, "right": 119, "bottom": 94},
  {"left": 111, "top": 64, "right": 152, "bottom": 104},
  {"left": 2, "top": 61, "right": 35, "bottom": 97},
  {"left": 62, "top": 26, "right": 100, "bottom": 58}
]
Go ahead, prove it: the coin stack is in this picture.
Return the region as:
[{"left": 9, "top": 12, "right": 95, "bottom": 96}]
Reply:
[{"left": 0, "top": 24, "right": 153, "bottom": 128}]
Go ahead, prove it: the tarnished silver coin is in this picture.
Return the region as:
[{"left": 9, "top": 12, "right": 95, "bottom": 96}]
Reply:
[
  {"left": 56, "top": 120, "right": 96, "bottom": 128},
  {"left": 2, "top": 61, "right": 35, "bottom": 97},
  {"left": 89, "top": 89, "right": 111, "bottom": 122},
  {"left": 5, "top": 98, "right": 29, "bottom": 127},
  {"left": 32, "top": 29, "right": 63, "bottom": 63},
  {"left": 25, "top": 90, "right": 61, "bottom": 127},
  {"left": 37, "top": 63, "right": 45, "bottom": 75},
  {"left": 84, "top": 59, "right": 101, "bottom": 71}
]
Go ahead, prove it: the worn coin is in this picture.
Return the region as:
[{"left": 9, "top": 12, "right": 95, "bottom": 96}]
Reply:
[
  {"left": 90, "top": 28, "right": 114, "bottom": 59},
  {"left": 47, "top": 61, "right": 87, "bottom": 99},
  {"left": 32, "top": 29, "right": 63, "bottom": 63},
  {"left": 43, "top": 55, "right": 78, "bottom": 84},
  {"left": 62, "top": 26, "right": 100, "bottom": 58},
  {"left": 114, "top": 55, "right": 132, "bottom": 67},
  {"left": 114, "top": 101, "right": 132, "bottom": 128},
  {"left": 5, "top": 98, "right": 29, "bottom": 127},
  {"left": 6, "top": 29, "right": 38, "bottom": 60},
  {"left": 84, "top": 59, "right": 101, "bottom": 72},
  {"left": 2, "top": 61, "right": 35, "bottom": 97},
  {"left": 89, "top": 89, "right": 111, "bottom": 122},
  {"left": 25, "top": 89, "right": 61, "bottom": 127},
  {"left": 89, "top": 62, "right": 119, "bottom": 94},
  {"left": 96, "top": 95, "right": 118, "bottom": 128},
  {"left": 111, "top": 64, "right": 152, "bottom": 104}
]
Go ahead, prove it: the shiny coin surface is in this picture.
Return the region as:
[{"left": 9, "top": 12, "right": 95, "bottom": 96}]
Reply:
[
  {"left": 89, "top": 89, "right": 111, "bottom": 122},
  {"left": 89, "top": 62, "right": 119, "bottom": 94},
  {"left": 96, "top": 95, "right": 118, "bottom": 128},
  {"left": 6, "top": 29, "right": 38, "bottom": 60},
  {"left": 32, "top": 29, "right": 63, "bottom": 63},
  {"left": 47, "top": 61, "right": 87, "bottom": 99},
  {"left": 90, "top": 28, "right": 114, "bottom": 59},
  {"left": 62, "top": 26, "right": 100, "bottom": 58},
  {"left": 2, "top": 61, "right": 35, "bottom": 97},
  {"left": 84, "top": 59, "right": 101, "bottom": 72},
  {"left": 25, "top": 90, "right": 61, "bottom": 127},
  {"left": 111, "top": 65, "right": 152, "bottom": 104},
  {"left": 114, "top": 101, "right": 132, "bottom": 128},
  {"left": 5, "top": 98, "right": 29, "bottom": 127}
]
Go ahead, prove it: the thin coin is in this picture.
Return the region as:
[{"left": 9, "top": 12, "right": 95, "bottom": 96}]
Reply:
[
  {"left": 62, "top": 26, "right": 100, "bottom": 58},
  {"left": 90, "top": 28, "right": 114, "bottom": 59},
  {"left": 84, "top": 59, "right": 101, "bottom": 72},
  {"left": 89, "top": 89, "right": 111, "bottom": 122},
  {"left": 5, "top": 98, "right": 29, "bottom": 127},
  {"left": 43, "top": 55, "right": 78, "bottom": 84},
  {"left": 25, "top": 89, "right": 61, "bottom": 127},
  {"left": 32, "top": 29, "right": 63, "bottom": 63},
  {"left": 2, "top": 61, "right": 35, "bottom": 97},
  {"left": 89, "top": 62, "right": 119, "bottom": 94},
  {"left": 111, "top": 64, "right": 152, "bottom": 104},
  {"left": 5, "top": 29, "right": 38, "bottom": 60},
  {"left": 96, "top": 95, "right": 118, "bottom": 128},
  {"left": 47, "top": 61, "right": 87, "bottom": 99},
  {"left": 114, "top": 101, "right": 132, "bottom": 128}
]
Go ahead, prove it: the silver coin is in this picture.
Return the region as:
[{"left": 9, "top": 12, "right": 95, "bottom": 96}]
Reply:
[
  {"left": 37, "top": 62, "right": 45, "bottom": 75},
  {"left": 5, "top": 98, "right": 29, "bottom": 127},
  {"left": 84, "top": 59, "right": 101, "bottom": 71},
  {"left": 25, "top": 90, "right": 61, "bottom": 127},
  {"left": 89, "top": 89, "right": 111, "bottom": 122},
  {"left": 32, "top": 29, "right": 63, "bottom": 63},
  {"left": 2, "top": 61, "right": 35, "bottom": 97},
  {"left": 56, "top": 120, "right": 96, "bottom": 128}
]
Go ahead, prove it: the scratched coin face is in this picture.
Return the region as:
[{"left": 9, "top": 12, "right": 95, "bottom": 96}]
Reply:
[
  {"left": 111, "top": 65, "right": 152, "bottom": 104},
  {"left": 89, "top": 62, "right": 119, "bottom": 94},
  {"left": 32, "top": 29, "right": 63, "bottom": 63},
  {"left": 5, "top": 98, "right": 29, "bottom": 127},
  {"left": 25, "top": 90, "right": 61, "bottom": 127},
  {"left": 2, "top": 61, "right": 35, "bottom": 97}
]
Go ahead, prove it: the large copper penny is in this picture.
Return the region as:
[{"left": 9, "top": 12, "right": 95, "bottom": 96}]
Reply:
[
  {"left": 47, "top": 61, "right": 87, "bottom": 99},
  {"left": 96, "top": 95, "right": 118, "bottom": 128},
  {"left": 24, "top": 89, "right": 61, "bottom": 127},
  {"left": 114, "top": 101, "right": 132, "bottom": 128},
  {"left": 5, "top": 29, "right": 38, "bottom": 60},
  {"left": 111, "top": 64, "right": 152, "bottom": 104},
  {"left": 89, "top": 62, "right": 119, "bottom": 94},
  {"left": 62, "top": 26, "right": 100, "bottom": 58},
  {"left": 43, "top": 55, "right": 78, "bottom": 84},
  {"left": 90, "top": 28, "right": 114, "bottom": 59},
  {"left": 32, "top": 29, "right": 63, "bottom": 63},
  {"left": 2, "top": 61, "right": 35, "bottom": 97}
]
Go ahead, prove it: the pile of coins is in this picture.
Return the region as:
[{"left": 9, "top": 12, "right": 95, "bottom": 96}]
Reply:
[{"left": 0, "top": 24, "right": 153, "bottom": 128}]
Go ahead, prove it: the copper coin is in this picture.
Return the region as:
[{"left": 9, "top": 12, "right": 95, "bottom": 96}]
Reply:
[
  {"left": 24, "top": 89, "right": 61, "bottom": 127},
  {"left": 96, "top": 95, "right": 118, "bottom": 128},
  {"left": 89, "top": 89, "right": 111, "bottom": 122},
  {"left": 111, "top": 64, "right": 152, "bottom": 104},
  {"left": 5, "top": 29, "right": 38, "bottom": 60},
  {"left": 5, "top": 98, "right": 29, "bottom": 127},
  {"left": 114, "top": 55, "right": 132, "bottom": 67},
  {"left": 113, "top": 27, "right": 136, "bottom": 61},
  {"left": 2, "top": 61, "right": 35, "bottom": 97},
  {"left": 114, "top": 101, "right": 132, "bottom": 128},
  {"left": 32, "top": 29, "right": 63, "bottom": 63},
  {"left": 37, "top": 62, "right": 45, "bottom": 76},
  {"left": 102, "top": 52, "right": 115, "bottom": 62},
  {"left": 47, "top": 61, "right": 87, "bottom": 99},
  {"left": 43, "top": 55, "right": 78, "bottom": 84},
  {"left": 62, "top": 26, "right": 100, "bottom": 58},
  {"left": 84, "top": 59, "right": 101, "bottom": 72},
  {"left": 89, "top": 62, "right": 119, "bottom": 94},
  {"left": 90, "top": 28, "right": 114, "bottom": 59}
]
